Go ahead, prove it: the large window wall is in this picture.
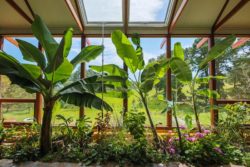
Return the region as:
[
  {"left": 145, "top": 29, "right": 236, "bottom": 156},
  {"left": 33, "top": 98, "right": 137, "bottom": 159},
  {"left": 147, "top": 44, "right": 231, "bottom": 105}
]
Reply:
[{"left": 0, "top": 35, "right": 249, "bottom": 127}]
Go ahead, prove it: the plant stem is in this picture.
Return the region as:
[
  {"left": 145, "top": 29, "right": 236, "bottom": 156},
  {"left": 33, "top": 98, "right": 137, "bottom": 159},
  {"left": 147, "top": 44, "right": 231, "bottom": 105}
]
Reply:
[
  {"left": 172, "top": 79, "right": 183, "bottom": 154},
  {"left": 40, "top": 100, "right": 55, "bottom": 155},
  {"left": 191, "top": 71, "right": 202, "bottom": 132},
  {"left": 139, "top": 91, "right": 160, "bottom": 149}
]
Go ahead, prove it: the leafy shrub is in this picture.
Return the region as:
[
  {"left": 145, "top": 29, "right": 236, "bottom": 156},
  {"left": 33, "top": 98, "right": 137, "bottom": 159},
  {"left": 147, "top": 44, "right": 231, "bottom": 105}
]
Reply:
[
  {"left": 168, "top": 130, "right": 243, "bottom": 166},
  {"left": 12, "top": 134, "right": 40, "bottom": 162},
  {"left": 124, "top": 111, "right": 146, "bottom": 140},
  {"left": 217, "top": 103, "right": 250, "bottom": 146}
]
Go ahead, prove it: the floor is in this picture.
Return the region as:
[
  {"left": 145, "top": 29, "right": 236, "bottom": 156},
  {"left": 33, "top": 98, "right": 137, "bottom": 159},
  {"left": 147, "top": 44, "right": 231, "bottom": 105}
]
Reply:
[{"left": 0, "top": 159, "right": 245, "bottom": 167}]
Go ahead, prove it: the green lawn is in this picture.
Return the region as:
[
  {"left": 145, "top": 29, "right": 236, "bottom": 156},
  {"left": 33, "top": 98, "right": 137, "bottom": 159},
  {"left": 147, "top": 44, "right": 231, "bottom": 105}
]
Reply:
[{"left": 2, "top": 91, "right": 213, "bottom": 127}]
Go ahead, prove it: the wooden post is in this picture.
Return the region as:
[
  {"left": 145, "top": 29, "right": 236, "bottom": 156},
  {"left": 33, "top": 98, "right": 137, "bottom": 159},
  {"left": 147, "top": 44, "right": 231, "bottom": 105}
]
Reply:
[
  {"left": 0, "top": 36, "right": 3, "bottom": 121},
  {"left": 166, "top": 35, "right": 172, "bottom": 127},
  {"left": 208, "top": 35, "right": 218, "bottom": 127},
  {"left": 34, "top": 42, "right": 43, "bottom": 124},
  {"left": 80, "top": 34, "right": 86, "bottom": 118}
]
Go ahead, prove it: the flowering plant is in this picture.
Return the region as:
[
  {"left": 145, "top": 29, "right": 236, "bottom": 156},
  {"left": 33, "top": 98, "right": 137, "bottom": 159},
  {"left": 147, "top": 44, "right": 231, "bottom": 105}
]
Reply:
[{"left": 166, "top": 128, "right": 243, "bottom": 166}]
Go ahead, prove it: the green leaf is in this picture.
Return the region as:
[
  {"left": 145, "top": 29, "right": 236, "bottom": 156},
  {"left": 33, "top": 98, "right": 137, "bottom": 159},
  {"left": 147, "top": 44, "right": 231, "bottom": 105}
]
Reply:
[
  {"left": 197, "top": 89, "right": 220, "bottom": 99},
  {"left": 22, "top": 64, "right": 41, "bottom": 79},
  {"left": 199, "top": 35, "right": 236, "bottom": 69},
  {"left": 90, "top": 64, "right": 127, "bottom": 77},
  {"left": 71, "top": 45, "right": 104, "bottom": 68},
  {"left": 59, "top": 88, "right": 113, "bottom": 112},
  {"left": 98, "top": 76, "right": 126, "bottom": 82},
  {"left": 111, "top": 30, "right": 138, "bottom": 73},
  {"left": 136, "top": 47, "right": 145, "bottom": 70},
  {"left": 174, "top": 42, "right": 184, "bottom": 60},
  {"left": 31, "top": 15, "right": 58, "bottom": 64},
  {"left": 131, "top": 33, "right": 140, "bottom": 46},
  {"left": 170, "top": 57, "right": 192, "bottom": 82},
  {"left": 140, "top": 79, "right": 154, "bottom": 93},
  {"left": 157, "top": 95, "right": 165, "bottom": 101},
  {"left": 184, "top": 115, "right": 193, "bottom": 129},
  {"left": 196, "top": 75, "right": 226, "bottom": 84},
  {"left": 46, "top": 28, "right": 73, "bottom": 73},
  {"left": 16, "top": 39, "right": 46, "bottom": 69},
  {"left": 46, "top": 59, "right": 73, "bottom": 83}
]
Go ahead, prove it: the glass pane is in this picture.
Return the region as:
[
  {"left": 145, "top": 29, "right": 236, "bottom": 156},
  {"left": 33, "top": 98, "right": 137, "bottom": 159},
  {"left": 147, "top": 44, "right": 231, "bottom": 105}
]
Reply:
[
  {"left": 171, "top": 38, "right": 211, "bottom": 127},
  {"left": 129, "top": 0, "right": 171, "bottom": 22},
  {"left": 82, "top": 0, "right": 122, "bottom": 22},
  {"left": 216, "top": 38, "right": 250, "bottom": 99},
  {"left": 127, "top": 38, "right": 167, "bottom": 127},
  {"left": 2, "top": 103, "right": 34, "bottom": 122}
]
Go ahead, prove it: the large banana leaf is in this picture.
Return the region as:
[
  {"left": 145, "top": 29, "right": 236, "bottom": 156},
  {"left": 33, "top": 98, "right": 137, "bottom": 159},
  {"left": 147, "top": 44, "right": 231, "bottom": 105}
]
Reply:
[
  {"left": 90, "top": 64, "right": 127, "bottom": 78},
  {"left": 111, "top": 30, "right": 138, "bottom": 73},
  {"left": 16, "top": 39, "right": 46, "bottom": 69},
  {"left": 59, "top": 83, "right": 112, "bottom": 111},
  {"left": 199, "top": 35, "right": 236, "bottom": 69},
  {"left": 132, "top": 34, "right": 144, "bottom": 70},
  {"left": 0, "top": 52, "right": 43, "bottom": 86},
  {"left": 31, "top": 15, "right": 58, "bottom": 64},
  {"left": 71, "top": 45, "right": 104, "bottom": 68},
  {"left": 170, "top": 57, "right": 192, "bottom": 82},
  {"left": 46, "top": 28, "right": 73, "bottom": 73},
  {"left": 45, "top": 59, "right": 73, "bottom": 84},
  {"left": 174, "top": 42, "right": 185, "bottom": 60}
]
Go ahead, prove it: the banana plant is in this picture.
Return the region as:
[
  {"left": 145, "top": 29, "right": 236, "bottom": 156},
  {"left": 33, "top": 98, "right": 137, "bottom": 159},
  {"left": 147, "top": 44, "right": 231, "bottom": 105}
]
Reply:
[
  {"left": 169, "top": 36, "right": 235, "bottom": 133},
  {"left": 0, "top": 15, "right": 112, "bottom": 155},
  {"left": 91, "top": 30, "right": 169, "bottom": 148}
]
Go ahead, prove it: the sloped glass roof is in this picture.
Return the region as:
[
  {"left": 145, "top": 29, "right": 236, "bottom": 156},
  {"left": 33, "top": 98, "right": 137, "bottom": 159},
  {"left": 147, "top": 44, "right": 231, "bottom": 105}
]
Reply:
[
  {"left": 129, "top": 0, "right": 171, "bottom": 23},
  {"left": 78, "top": 0, "right": 173, "bottom": 26},
  {"left": 81, "top": 0, "right": 122, "bottom": 23}
]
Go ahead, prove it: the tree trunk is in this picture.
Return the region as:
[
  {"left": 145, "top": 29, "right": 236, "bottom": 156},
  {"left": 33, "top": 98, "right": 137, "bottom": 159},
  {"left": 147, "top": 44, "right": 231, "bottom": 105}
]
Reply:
[{"left": 40, "top": 100, "right": 54, "bottom": 156}]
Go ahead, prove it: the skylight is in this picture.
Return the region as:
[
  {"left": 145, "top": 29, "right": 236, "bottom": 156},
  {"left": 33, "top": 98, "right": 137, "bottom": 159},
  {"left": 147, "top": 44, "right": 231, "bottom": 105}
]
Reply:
[
  {"left": 129, "top": 0, "right": 171, "bottom": 23},
  {"left": 80, "top": 0, "right": 122, "bottom": 23}
]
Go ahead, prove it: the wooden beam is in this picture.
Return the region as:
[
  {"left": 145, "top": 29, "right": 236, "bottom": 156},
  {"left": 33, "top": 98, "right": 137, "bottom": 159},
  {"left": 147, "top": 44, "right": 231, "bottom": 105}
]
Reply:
[
  {"left": 232, "top": 37, "right": 250, "bottom": 49},
  {"left": 166, "top": 35, "right": 172, "bottom": 127},
  {"left": 167, "top": 0, "right": 179, "bottom": 33},
  {"left": 168, "top": 0, "right": 188, "bottom": 34},
  {"left": 65, "top": 0, "right": 84, "bottom": 32},
  {"left": 79, "top": 34, "right": 86, "bottom": 118},
  {"left": 24, "top": 0, "right": 35, "bottom": 18},
  {"left": 0, "top": 98, "right": 36, "bottom": 103},
  {"left": 123, "top": 0, "right": 129, "bottom": 34},
  {"left": 208, "top": 35, "right": 218, "bottom": 128},
  {"left": 4, "top": 37, "right": 18, "bottom": 47},
  {"left": 213, "top": 0, "right": 249, "bottom": 32},
  {"left": 196, "top": 38, "right": 208, "bottom": 49},
  {"left": 6, "top": 0, "right": 33, "bottom": 24},
  {"left": 217, "top": 99, "right": 250, "bottom": 104},
  {"left": 0, "top": 36, "right": 3, "bottom": 121},
  {"left": 74, "top": 0, "right": 85, "bottom": 31},
  {"left": 211, "top": 0, "right": 229, "bottom": 33}
]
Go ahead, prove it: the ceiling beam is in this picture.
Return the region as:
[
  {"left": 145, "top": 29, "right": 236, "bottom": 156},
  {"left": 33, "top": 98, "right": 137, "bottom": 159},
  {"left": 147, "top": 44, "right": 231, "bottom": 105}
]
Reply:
[
  {"left": 167, "top": 0, "right": 179, "bottom": 33},
  {"left": 211, "top": 0, "right": 229, "bottom": 33},
  {"left": 4, "top": 37, "right": 19, "bottom": 47},
  {"left": 24, "top": 0, "right": 35, "bottom": 18},
  {"left": 123, "top": 0, "right": 129, "bottom": 34},
  {"left": 196, "top": 38, "right": 209, "bottom": 49},
  {"left": 65, "top": 0, "right": 84, "bottom": 32},
  {"left": 232, "top": 37, "right": 250, "bottom": 49},
  {"left": 168, "top": 0, "right": 188, "bottom": 34},
  {"left": 213, "top": 0, "right": 249, "bottom": 32},
  {"left": 74, "top": 0, "right": 85, "bottom": 32},
  {"left": 6, "top": 0, "right": 33, "bottom": 24}
]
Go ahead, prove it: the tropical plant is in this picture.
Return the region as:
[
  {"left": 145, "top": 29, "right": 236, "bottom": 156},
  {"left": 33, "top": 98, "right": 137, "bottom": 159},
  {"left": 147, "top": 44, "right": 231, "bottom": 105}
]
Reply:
[
  {"left": 90, "top": 31, "right": 168, "bottom": 148},
  {"left": 167, "top": 36, "right": 235, "bottom": 132},
  {"left": 0, "top": 15, "right": 112, "bottom": 155}
]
